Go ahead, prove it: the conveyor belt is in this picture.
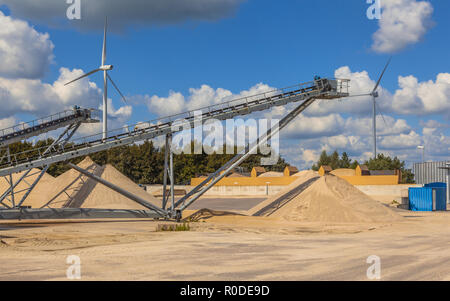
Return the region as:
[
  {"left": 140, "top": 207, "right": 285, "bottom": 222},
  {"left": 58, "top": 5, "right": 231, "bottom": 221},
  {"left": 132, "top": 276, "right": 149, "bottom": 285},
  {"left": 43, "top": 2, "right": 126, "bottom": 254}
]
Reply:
[
  {"left": 0, "top": 108, "right": 99, "bottom": 148},
  {"left": 0, "top": 78, "right": 349, "bottom": 177}
]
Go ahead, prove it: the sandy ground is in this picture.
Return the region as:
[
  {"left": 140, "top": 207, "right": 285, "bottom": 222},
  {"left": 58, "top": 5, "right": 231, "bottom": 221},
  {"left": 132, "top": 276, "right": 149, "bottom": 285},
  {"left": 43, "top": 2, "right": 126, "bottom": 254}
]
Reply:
[
  {"left": 1, "top": 165, "right": 448, "bottom": 281},
  {"left": 0, "top": 208, "right": 449, "bottom": 281}
]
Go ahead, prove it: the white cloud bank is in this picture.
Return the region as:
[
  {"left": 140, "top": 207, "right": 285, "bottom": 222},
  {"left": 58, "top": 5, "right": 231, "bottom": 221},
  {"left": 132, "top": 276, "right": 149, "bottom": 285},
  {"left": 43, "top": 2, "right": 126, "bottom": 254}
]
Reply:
[
  {"left": 372, "top": 0, "right": 434, "bottom": 53},
  {"left": 0, "top": 67, "right": 101, "bottom": 117},
  {"left": 0, "top": 12, "right": 132, "bottom": 137},
  {"left": 0, "top": 11, "right": 54, "bottom": 79},
  {"left": 141, "top": 83, "right": 274, "bottom": 117},
  {"left": 392, "top": 73, "right": 450, "bottom": 117},
  {"left": 142, "top": 66, "right": 449, "bottom": 168}
]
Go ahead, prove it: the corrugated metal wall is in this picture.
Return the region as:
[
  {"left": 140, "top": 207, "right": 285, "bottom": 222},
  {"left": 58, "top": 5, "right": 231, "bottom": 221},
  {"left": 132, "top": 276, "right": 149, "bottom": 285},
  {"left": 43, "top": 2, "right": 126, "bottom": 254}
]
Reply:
[{"left": 413, "top": 161, "right": 449, "bottom": 184}]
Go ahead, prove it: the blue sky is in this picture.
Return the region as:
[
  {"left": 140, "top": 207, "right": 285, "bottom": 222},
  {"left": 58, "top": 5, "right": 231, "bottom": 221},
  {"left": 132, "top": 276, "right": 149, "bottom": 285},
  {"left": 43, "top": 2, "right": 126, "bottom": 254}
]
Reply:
[{"left": 0, "top": 0, "right": 448, "bottom": 169}]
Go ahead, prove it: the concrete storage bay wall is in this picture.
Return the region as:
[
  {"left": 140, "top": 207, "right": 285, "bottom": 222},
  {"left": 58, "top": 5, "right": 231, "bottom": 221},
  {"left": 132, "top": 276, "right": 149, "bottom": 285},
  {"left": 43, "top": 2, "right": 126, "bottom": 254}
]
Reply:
[
  {"left": 146, "top": 184, "right": 423, "bottom": 198},
  {"left": 355, "top": 184, "right": 422, "bottom": 196},
  {"left": 190, "top": 176, "right": 297, "bottom": 187},
  {"left": 146, "top": 184, "right": 286, "bottom": 196}
]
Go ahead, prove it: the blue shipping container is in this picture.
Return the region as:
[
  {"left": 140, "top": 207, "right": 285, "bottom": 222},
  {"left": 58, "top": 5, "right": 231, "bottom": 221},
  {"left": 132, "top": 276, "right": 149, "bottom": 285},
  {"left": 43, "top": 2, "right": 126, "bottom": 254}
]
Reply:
[
  {"left": 424, "top": 183, "right": 447, "bottom": 211},
  {"left": 424, "top": 182, "right": 446, "bottom": 188},
  {"left": 409, "top": 187, "right": 447, "bottom": 211}
]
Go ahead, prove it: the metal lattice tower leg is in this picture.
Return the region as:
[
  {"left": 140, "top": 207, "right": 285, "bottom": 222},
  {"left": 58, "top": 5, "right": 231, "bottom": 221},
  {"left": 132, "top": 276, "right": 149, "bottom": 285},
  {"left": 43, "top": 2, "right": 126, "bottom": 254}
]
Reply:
[
  {"left": 175, "top": 96, "right": 318, "bottom": 212},
  {"left": 162, "top": 134, "right": 175, "bottom": 214}
]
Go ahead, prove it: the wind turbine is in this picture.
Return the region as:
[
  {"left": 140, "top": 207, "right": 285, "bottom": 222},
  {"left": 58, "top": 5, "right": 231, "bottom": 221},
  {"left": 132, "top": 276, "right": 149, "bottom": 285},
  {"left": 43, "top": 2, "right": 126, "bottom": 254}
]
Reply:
[
  {"left": 350, "top": 57, "right": 392, "bottom": 159},
  {"left": 65, "top": 17, "right": 127, "bottom": 140}
]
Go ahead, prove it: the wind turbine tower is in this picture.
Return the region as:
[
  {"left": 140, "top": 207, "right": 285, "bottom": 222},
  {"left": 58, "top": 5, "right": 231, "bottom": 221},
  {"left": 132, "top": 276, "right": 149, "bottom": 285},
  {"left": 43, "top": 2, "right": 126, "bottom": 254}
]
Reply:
[
  {"left": 369, "top": 58, "right": 391, "bottom": 159},
  {"left": 65, "top": 17, "right": 127, "bottom": 140}
]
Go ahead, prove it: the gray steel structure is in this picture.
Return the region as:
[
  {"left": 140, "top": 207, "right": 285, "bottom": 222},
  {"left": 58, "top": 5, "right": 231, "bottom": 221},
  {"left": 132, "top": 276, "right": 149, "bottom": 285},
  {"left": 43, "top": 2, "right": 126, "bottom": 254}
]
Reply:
[
  {"left": 0, "top": 108, "right": 98, "bottom": 148},
  {"left": 67, "top": 163, "right": 167, "bottom": 216},
  {"left": 0, "top": 78, "right": 348, "bottom": 177},
  {"left": 413, "top": 161, "right": 449, "bottom": 184},
  {"left": 0, "top": 108, "right": 99, "bottom": 209},
  {"left": 0, "top": 77, "right": 350, "bottom": 220},
  {"left": 0, "top": 208, "right": 159, "bottom": 220}
]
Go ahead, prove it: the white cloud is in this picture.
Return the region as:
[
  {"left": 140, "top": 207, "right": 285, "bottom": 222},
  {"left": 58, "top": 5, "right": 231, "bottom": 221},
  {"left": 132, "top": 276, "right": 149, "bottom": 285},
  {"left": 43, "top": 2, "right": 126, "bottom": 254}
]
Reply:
[
  {"left": 141, "top": 71, "right": 448, "bottom": 169},
  {"left": 0, "top": 116, "right": 16, "bottom": 132},
  {"left": 101, "top": 98, "right": 132, "bottom": 120},
  {"left": 0, "top": 66, "right": 132, "bottom": 138},
  {"left": 379, "top": 130, "right": 422, "bottom": 149},
  {"left": 0, "top": 67, "right": 103, "bottom": 118},
  {"left": 420, "top": 119, "right": 449, "bottom": 129},
  {"left": 279, "top": 111, "right": 448, "bottom": 169},
  {"left": 372, "top": 0, "right": 433, "bottom": 53},
  {"left": 344, "top": 115, "right": 411, "bottom": 136},
  {"left": 0, "top": 11, "right": 54, "bottom": 79},
  {"left": 281, "top": 146, "right": 319, "bottom": 170},
  {"left": 77, "top": 97, "right": 133, "bottom": 137},
  {"left": 294, "top": 66, "right": 393, "bottom": 117},
  {"left": 0, "top": 12, "right": 132, "bottom": 140},
  {"left": 0, "top": 11, "right": 446, "bottom": 170},
  {"left": 283, "top": 114, "right": 345, "bottom": 139},
  {"left": 144, "top": 83, "right": 275, "bottom": 118},
  {"left": 391, "top": 73, "right": 450, "bottom": 117},
  {"left": 423, "top": 131, "right": 450, "bottom": 158},
  {"left": 146, "top": 91, "right": 186, "bottom": 117},
  {"left": 185, "top": 85, "right": 233, "bottom": 111},
  {"left": 301, "top": 149, "right": 320, "bottom": 164},
  {"left": 0, "top": 0, "right": 244, "bottom": 31},
  {"left": 302, "top": 66, "right": 450, "bottom": 120}
]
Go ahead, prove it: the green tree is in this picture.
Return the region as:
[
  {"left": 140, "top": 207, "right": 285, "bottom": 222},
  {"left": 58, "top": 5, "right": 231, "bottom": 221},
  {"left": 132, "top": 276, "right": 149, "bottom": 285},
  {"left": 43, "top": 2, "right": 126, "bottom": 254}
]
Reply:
[
  {"left": 3, "top": 139, "right": 293, "bottom": 185},
  {"left": 364, "top": 154, "right": 414, "bottom": 184},
  {"left": 312, "top": 150, "right": 330, "bottom": 171},
  {"left": 310, "top": 151, "right": 413, "bottom": 183},
  {"left": 329, "top": 150, "right": 340, "bottom": 169},
  {"left": 340, "top": 152, "right": 351, "bottom": 168}
]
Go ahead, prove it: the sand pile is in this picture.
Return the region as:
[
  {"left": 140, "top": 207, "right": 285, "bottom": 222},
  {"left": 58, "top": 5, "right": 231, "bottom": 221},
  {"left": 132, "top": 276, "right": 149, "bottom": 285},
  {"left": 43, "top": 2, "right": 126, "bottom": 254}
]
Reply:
[
  {"left": 22, "top": 157, "right": 102, "bottom": 208},
  {"left": 330, "top": 168, "right": 356, "bottom": 177},
  {"left": 0, "top": 168, "right": 54, "bottom": 207},
  {"left": 258, "top": 171, "right": 283, "bottom": 177},
  {"left": 292, "top": 170, "right": 319, "bottom": 178},
  {"left": 80, "top": 163, "right": 161, "bottom": 210},
  {"left": 268, "top": 175, "right": 402, "bottom": 223},
  {"left": 247, "top": 170, "right": 319, "bottom": 216},
  {"left": 7, "top": 157, "right": 160, "bottom": 210}
]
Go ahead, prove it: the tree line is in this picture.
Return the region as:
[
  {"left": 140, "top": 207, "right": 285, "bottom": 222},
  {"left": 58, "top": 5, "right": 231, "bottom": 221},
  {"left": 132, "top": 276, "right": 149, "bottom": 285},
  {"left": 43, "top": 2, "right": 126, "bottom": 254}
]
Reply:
[
  {"left": 4, "top": 139, "right": 289, "bottom": 185},
  {"left": 311, "top": 150, "right": 415, "bottom": 183},
  {"left": 3, "top": 140, "right": 414, "bottom": 184}
]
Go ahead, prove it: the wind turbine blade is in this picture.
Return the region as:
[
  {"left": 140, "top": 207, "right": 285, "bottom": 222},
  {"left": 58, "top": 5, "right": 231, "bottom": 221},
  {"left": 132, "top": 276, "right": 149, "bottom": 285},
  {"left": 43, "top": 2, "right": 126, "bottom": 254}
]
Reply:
[
  {"left": 375, "top": 100, "right": 388, "bottom": 127},
  {"left": 106, "top": 73, "right": 128, "bottom": 103},
  {"left": 372, "top": 56, "right": 392, "bottom": 94},
  {"left": 102, "top": 16, "right": 107, "bottom": 66},
  {"left": 64, "top": 69, "right": 101, "bottom": 86}
]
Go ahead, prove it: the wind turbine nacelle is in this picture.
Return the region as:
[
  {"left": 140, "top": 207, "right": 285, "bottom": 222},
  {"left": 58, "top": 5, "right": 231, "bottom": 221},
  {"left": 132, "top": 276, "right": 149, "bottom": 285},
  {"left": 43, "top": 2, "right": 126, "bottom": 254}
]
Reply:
[
  {"left": 100, "top": 65, "right": 114, "bottom": 71},
  {"left": 372, "top": 91, "right": 379, "bottom": 98}
]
